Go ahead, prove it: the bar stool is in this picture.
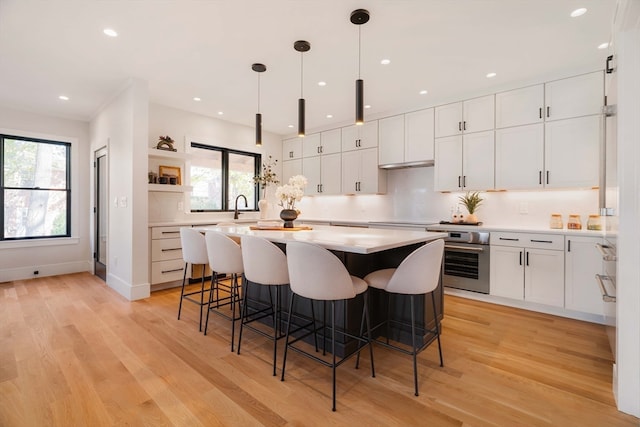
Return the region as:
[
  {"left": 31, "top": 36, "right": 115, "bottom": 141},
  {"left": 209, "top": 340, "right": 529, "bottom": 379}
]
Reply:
[
  {"left": 281, "top": 241, "right": 375, "bottom": 412},
  {"left": 178, "top": 227, "right": 209, "bottom": 332},
  {"left": 237, "top": 235, "right": 290, "bottom": 376},
  {"left": 204, "top": 230, "right": 243, "bottom": 351},
  {"left": 360, "top": 239, "right": 444, "bottom": 396}
]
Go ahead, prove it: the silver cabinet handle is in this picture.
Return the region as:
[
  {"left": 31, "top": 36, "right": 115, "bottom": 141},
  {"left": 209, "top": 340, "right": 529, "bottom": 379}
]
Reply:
[
  {"left": 595, "top": 274, "right": 616, "bottom": 302},
  {"left": 596, "top": 243, "right": 617, "bottom": 261},
  {"left": 444, "top": 244, "right": 485, "bottom": 253}
]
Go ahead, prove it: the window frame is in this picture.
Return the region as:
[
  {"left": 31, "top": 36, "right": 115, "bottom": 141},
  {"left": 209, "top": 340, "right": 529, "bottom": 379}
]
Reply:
[
  {"left": 189, "top": 142, "right": 260, "bottom": 213},
  {"left": 1, "top": 133, "right": 72, "bottom": 241}
]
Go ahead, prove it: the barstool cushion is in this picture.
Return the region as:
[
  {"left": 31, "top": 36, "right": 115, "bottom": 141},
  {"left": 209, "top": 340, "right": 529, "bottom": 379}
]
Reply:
[
  {"left": 363, "top": 268, "right": 395, "bottom": 290},
  {"left": 351, "top": 276, "right": 368, "bottom": 295}
]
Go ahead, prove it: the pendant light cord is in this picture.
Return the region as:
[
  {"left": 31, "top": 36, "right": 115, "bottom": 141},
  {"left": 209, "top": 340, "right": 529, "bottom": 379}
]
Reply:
[
  {"left": 257, "top": 72, "right": 261, "bottom": 113},
  {"left": 358, "top": 26, "right": 362, "bottom": 79},
  {"left": 300, "top": 51, "right": 304, "bottom": 98}
]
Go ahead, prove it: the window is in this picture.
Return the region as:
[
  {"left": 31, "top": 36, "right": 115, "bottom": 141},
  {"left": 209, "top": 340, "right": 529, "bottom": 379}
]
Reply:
[
  {"left": 1, "top": 134, "right": 71, "bottom": 240},
  {"left": 189, "top": 143, "right": 259, "bottom": 212}
]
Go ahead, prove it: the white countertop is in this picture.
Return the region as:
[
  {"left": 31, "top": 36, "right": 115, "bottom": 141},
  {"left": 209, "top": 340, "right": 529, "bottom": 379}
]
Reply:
[
  {"left": 193, "top": 224, "right": 447, "bottom": 254},
  {"left": 425, "top": 223, "right": 605, "bottom": 236}
]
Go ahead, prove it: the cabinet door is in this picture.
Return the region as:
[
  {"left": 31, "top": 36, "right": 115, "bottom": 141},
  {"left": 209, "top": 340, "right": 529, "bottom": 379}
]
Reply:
[
  {"left": 545, "top": 71, "right": 604, "bottom": 121},
  {"left": 463, "top": 95, "right": 495, "bottom": 133},
  {"left": 490, "top": 245, "right": 524, "bottom": 300},
  {"left": 320, "top": 153, "right": 342, "bottom": 194},
  {"left": 282, "top": 137, "right": 302, "bottom": 160},
  {"left": 359, "top": 147, "right": 383, "bottom": 193},
  {"left": 495, "top": 85, "right": 544, "bottom": 128},
  {"left": 341, "top": 150, "right": 360, "bottom": 193},
  {"left": 341, "top": 121, "right": 379, "bottom": 151},
  {"left": 435, "top": 102, "right": 463, "bottom": 138},
  {"left": 434, "top": 136, "right": 463, "bottom": 191},
  {"left": 524, "top": 248, "right": 565, "bottom": 307},
  {"left": 282, "top": 159, "right": 302, "bottom": 184},
  {"left": 320, "top": 128, "right": 342, "bottom": 155},
  {"left": 565, "top": 236, "right": 604, "bottom": 315},
  {"left": 302, "top": 156, "right": 321, "bottom": 195},
  {"left": 405, "top": 108, "right": 435, "bottom": 163},
  {"left": 301, "top": 133, "right": 322, "bottom": 158},
  {"left": 462, "top": 130, "right": 494, "bottom": 190},
  {"left": 378, "top": 115, "right": 405, "bottom": 165},
  {"left": 544, "top": 115, "right": 601, "bottom": 188},
  {"left": 495, "top": 123, "right": 544, "bottom": 189}
]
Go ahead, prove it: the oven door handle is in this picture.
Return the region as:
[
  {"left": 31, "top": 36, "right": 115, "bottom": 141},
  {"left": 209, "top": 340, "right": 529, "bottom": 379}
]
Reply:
[
  {"left": 595, "top": 274, "right": 617, "bottom": 302},
  {"left": 444, "top": 244, "right": 485, "bottom": 252}
]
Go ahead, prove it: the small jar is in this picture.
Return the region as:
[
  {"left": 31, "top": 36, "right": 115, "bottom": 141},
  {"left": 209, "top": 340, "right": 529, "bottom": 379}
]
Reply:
[
  {"left": 550, "top": 213, "right": 563, "bottom": 229},
  {"left": 587, "top": 214, "right": 602, "bottom": 230},
  {"left": 567, "top": 214, "right": 582, "bottom": 230}
]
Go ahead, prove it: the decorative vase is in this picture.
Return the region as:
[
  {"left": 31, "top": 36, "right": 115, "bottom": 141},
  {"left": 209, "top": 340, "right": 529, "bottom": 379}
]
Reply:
[
  {"left": 280, "top": 209, "right": 298, "bottom": 228},
  {"left": 258, "top": 199, "right": 268, "bottom": 219},
  {"left": 465, "top": 213, "right": 479, "bottom": 224}
]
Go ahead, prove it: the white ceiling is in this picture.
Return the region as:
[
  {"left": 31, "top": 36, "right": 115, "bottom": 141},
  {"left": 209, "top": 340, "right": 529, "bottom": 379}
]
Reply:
[{"left": 0, "top": 0, "right": 616, "bottom": 137}]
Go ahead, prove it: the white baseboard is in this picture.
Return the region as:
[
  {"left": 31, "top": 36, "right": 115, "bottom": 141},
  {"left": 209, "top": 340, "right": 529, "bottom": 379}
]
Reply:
[
  {"left": 107, "top": 273, "right": 150, "bottom": 301},
  {"left": 0, "top": 260, "right": 92, "bottom": 283}
]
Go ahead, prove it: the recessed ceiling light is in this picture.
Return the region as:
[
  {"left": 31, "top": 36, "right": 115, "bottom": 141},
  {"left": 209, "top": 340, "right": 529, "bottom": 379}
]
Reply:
[
  {"left": 365, "top": 105, "right": 371, "bottom": 109},
  {"left": 103, "top": 28, "right": 118, "bottom": 37},
  {"left": 193, "top": 97, "right": 201, "bottom": 101},
  {"left": 217, "top": 111, "right": 223, "bottom": 115},
  {"left": 318, "top": 81, "right": 327, "bottom": 86},
  {"left": 326, "top": 114, "right": 333, "bottom": 118},
  {"left": 419, "top": 90, "right": 428, "bottom": 95},
  {"left": 486, "top": 72, "right": 497, "bottom": 78},
  {"left": 570, "top": 8, "right": 587, "bottom": 18},
  {"left": 288, "top": 124, "right": 294, "bottom": 128},
  {"left": 58, "top": 95, "right": 69, "bottom": 101},
  {"left": 380, "top": 59, "right": 391, "bottom": 65},
  {"left": 598, "top": 42, "right": 609, "bottom": 49}
]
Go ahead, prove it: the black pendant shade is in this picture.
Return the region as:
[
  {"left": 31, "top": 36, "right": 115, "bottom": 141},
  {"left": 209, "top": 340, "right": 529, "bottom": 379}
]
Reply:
[
  {"left": 351, "top": 9, "right": 369, "bottom": 125},
  {"left": 294, "top": 40, "right": 310, "bottom": 137},
  {"left": 252, "top": 63, "right": 266, "bottom": 146}
]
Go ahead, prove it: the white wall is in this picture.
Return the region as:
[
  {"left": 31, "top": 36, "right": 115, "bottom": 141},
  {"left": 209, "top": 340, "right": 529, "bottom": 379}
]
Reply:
[
  {"left": 0, "top": 106, "right": 91, "bottom": 282},
  {"left": 90, "top": 79, "right": 149, "bottom": 300},
  {"left": 147, "top": 103, "right": 282, "bottom": 223},
  {"left": 297, "top": 167, "right": 599, "bottom": 227}
]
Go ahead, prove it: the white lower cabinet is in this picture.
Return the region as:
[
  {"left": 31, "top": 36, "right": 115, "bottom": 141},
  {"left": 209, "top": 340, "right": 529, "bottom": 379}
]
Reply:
[
  {"left": 490, "top": 232, "right": 564, "bottom": 307},
  {"left": 565, "top": 236, "right": 604, "bottom": 315},
  {"left": 150, "top": 226, "right": 185, "bottom": 284}
]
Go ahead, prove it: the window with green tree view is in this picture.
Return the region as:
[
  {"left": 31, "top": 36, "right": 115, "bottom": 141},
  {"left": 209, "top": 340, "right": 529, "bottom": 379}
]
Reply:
[
  {"left": 1, "top": 134, "right": 71, "bottom": 240},
  {"left": 189, "top": 142, "right": 259, "bottom": 212}
]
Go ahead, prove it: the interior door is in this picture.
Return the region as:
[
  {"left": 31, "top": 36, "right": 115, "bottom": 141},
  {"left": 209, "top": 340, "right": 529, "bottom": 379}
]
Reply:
[{"left": 94, "top": 148, "right": 107, "bottom": 281}]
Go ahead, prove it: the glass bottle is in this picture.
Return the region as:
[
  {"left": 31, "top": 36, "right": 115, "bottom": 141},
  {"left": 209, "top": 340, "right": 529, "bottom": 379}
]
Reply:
[
  {"left": 549, "top": 213, "right": 563, "bottom": 229},
  {"left": 567, "top": 214, "right": 582, "bottom": 230},
  {"left": 587, "top": 214, "right": 602, "bottom": 230}
]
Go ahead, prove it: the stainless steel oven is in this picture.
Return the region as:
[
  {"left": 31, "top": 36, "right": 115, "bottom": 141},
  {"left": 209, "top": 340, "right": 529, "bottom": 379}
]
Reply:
[{"left": 439, "top": 230, "right": 490, "bottom": 294}]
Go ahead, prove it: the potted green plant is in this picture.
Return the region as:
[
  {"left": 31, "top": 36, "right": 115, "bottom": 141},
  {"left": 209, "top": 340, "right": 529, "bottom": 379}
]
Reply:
[{"left": 459, "top": 191, "right": 483, "bottom": 223}]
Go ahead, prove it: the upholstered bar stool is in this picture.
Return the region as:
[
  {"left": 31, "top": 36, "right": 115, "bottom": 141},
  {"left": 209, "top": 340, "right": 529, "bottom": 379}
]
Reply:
[
  {"left": 360, "top": 239, "right": 445, "bottom": 396},
  {"left": 178, "top": 227, "right": 210, "bottom": 332},
  {"left": 204, "top": 230, "right": 244, "bottom": 352},
  {"left": 237, "top": 235, "right": 290, "bottom": 376},
  {"left": 282, "top": 241, "right": 375, "bottom": 412}
]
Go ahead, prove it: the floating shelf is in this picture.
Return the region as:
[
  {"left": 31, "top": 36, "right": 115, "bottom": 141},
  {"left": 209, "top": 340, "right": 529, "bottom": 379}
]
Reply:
[
  {"left": 148, "top": 184, "right": 193, "bottom": 193},
  {"left": 148, "top": 148, "right": 191, "bottom": 160}
]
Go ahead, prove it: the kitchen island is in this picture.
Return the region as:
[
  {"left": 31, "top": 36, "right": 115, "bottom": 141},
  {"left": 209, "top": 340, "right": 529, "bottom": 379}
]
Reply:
[{"left": 196, "top": 224, "right": 447, "bottom": 355}]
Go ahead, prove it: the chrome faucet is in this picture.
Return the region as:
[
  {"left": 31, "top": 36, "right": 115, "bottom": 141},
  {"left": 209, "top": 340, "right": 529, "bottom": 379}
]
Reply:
[{"left": 234, "top": 194, "right": 248, "bottom": 219}]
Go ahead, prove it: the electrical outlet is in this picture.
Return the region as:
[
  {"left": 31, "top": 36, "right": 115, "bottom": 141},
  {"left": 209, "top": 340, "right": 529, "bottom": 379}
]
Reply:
[
  {"left": 177, "top": 201, "right": 184, "bottom": 211},
  {"left": 519, "top": 201, "right": 529, "bottom": 214},
  {"left": 33, "top": 270, "right": 39, "bottom": 275}
]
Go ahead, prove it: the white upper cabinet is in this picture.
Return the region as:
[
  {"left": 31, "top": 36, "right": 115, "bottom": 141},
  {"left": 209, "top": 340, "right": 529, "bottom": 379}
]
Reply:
[
  {"left": 303, "top": 153, "right": 341, "bottom": 195},
  {"left": 342, "top": 148, "right": 386, "bottom": 194},
  {"left": 378, "top": 115, "right": 405, "bottom": 165},
  {"left": 341, "top": 121, "right": 378, "bottom": 152},
  {"left": 435, "top": 95, "right": 494, "bottom": 138},
  {"left": 281, "top": 159, "right": 302, "bottom": 184},
  {"left": 301, "top": 133, "right": 322, "bottom": 158},
  {"left": 544, "top": 71, "right": 604, "bottom": 121},
  {"left": 434, "top": 136, "right": 462, "bottom": 191},
  {"left": 405, "top": 108, "right": 435, "bottom": 163},
  {"left": 282, "top": 137, "right": 303, "bottom": 160},
  {"left": 495, "top": 84, "right": 544, "bottom": 128},
  {"left": 435, "top": 102, "right": 463, "bottom": 138},
  {"left": 544, "top": 115, "right": 601, "bottom": 188},
  {"left": 434, "top": 130, "right": 494, "bottom": 192},
  {"left": 320, "top": 128, "right": 342, "bottom": 155},
  {"left": 495, "top": 123, "right": 544, "bottom": 189}
]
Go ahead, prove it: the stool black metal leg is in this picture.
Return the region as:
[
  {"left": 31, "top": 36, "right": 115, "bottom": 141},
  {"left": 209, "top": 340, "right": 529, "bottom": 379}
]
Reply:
[
  {"left": 198, "top": 268, "right": 206, "bottom": 332},
  {"left": 280, "top": 294, "right": 296, "bottom": 382},
  {"left": 365, "top": 292, "right": 375, "bottom": 378},
  {"left": 355, "top": 291, "right": 367, "bottom": 370},
  {"left": 178, "top": 262, "right": 188, "bottom": 320},
  {"left": 204, "top": 273, "right": 216, "bottom": 336},
  {"left": 272, "top": 285, "right": 280, "bottom": 376},
  {"left": 230, "top": 274, "right": 239, "bottom": 352},
  {"left": 386, "top": 293, "right": 391, "bottom": 345},
  {"left": 331, "top": 300, "right": 337, "bottom": 412},
  {"left": 236, "top": 279, "right": 250, "bottom": 355},
  {"left": 322, "top": 301, "right": 327, "bottom": 356},
  {"left": 310, "top": 299, "right": 319, "bottom": 352},
  {"left": 432, "top": 291, "right": 444, "bottom": 367},
  {"left": 410, "top": 295, "right": 419, "bottom": 396}
]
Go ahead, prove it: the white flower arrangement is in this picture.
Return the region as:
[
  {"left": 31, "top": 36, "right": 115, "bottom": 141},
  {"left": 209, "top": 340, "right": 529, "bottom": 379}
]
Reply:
[{"left": 275, "top": 175, "right": 308, "bottom": 210}]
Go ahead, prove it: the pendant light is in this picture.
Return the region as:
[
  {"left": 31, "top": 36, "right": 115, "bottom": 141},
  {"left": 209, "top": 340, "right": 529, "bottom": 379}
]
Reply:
[
  {"left": 351, "top": 9, "right": 369, "bottom": 125},
  {"left": 294, "top": 40, "right": 310, "bottom": 137},
  {"left": 252, "top": 63, "right": 266, "bottom": 146}
]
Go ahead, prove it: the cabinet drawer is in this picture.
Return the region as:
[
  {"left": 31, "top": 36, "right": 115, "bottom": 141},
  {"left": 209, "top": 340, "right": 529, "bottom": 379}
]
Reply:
[
  {"left": 151, "top": 238, "right": 182, "bottom": 262},
  {"left": 491, "top": 232, "right": 564, "bottom": 250},
  {"left": 151, "top": 226, "right": 183, "bottom": 239},
  {"left": 151, "top": 259, "right": 185, "bottom": 284}
]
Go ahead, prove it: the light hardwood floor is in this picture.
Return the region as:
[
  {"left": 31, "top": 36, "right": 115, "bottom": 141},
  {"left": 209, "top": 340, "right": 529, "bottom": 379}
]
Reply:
[{"left": 1, "top": 273, "right": 637, "bottom": 426}]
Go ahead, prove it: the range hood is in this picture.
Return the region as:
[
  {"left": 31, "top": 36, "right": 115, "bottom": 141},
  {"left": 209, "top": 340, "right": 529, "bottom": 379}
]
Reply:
[{"left": 379, "top": 160, "right": 434, "bottom": 170}]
